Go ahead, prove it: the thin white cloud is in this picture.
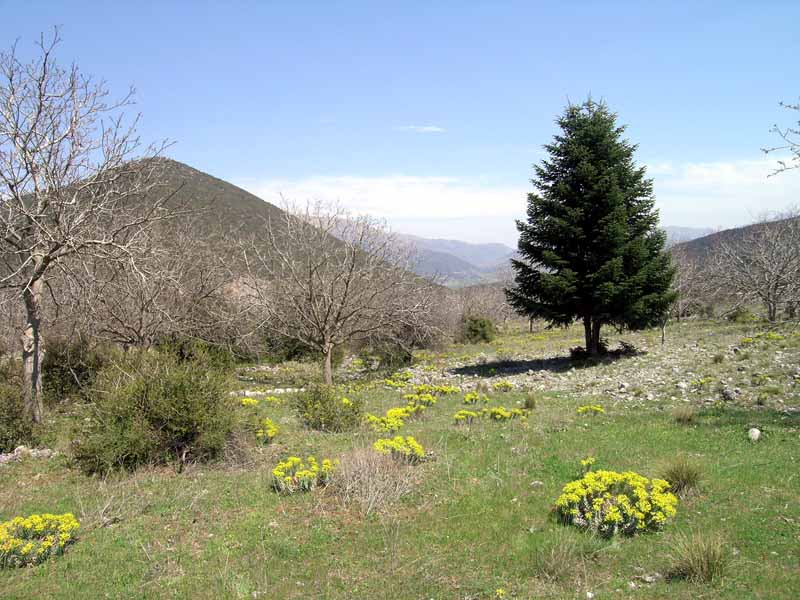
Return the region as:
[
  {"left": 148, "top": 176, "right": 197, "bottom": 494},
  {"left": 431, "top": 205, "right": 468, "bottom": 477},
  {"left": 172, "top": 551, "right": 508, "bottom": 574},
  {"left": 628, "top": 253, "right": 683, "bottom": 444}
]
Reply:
[
  {"left": 394, "top": 125, "right": 446, "bottom": 133},
  {"left": 650, "top": 157, "right": 800, "bottom": 227},
  {"left": 240, "top": 174, "right": 525, "bottom": 220},
  {"left": 237, "top": 157, "right": 800, "bottom": 245}
]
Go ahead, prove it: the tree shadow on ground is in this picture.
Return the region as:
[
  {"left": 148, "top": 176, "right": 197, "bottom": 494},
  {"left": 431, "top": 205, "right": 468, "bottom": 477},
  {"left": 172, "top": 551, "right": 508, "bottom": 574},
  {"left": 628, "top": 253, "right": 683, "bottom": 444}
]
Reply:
[
  {"left": 700, "top": 405, "right": 800, "bottom": 430},
  {"left": 450, "top": 348, "right": 642, "bottom": 378}
]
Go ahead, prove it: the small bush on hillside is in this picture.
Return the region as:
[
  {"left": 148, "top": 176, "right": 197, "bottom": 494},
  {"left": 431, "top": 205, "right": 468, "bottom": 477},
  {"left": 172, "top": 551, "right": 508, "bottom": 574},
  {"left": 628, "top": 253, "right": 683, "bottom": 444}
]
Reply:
[
  {"left": 294, "top": 384, "right": 362, "bottom": 432},
  {"left": 155, "top": 337, "right": 238, "bottom": 371},
  {"left": 42, "top": 337, "right": 110, "bottom": 405},
  {"left": 727, "top": 306, "right": 757, "bottom": 323},
  {"left": 72, "top": 350, "right": 233, "bottom": 474},
  {"left": 0, "top": 362, "right": 33, "bottom": 453},
  {"left": 667, "top": 532, "right": 729, "bottom": 583},
  {"left": 461, "top": 316, "right": 496, "bottom": 343},
  {"left": 0, "top": 381, "right": 33, "bottom": 454}
]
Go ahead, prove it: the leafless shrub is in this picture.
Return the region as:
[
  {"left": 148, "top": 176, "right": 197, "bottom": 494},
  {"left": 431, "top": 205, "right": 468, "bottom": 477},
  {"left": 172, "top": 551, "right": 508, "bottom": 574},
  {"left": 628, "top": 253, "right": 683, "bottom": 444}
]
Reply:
[{"left": 328, "top": 448, "right": 416, "bottom": 516}]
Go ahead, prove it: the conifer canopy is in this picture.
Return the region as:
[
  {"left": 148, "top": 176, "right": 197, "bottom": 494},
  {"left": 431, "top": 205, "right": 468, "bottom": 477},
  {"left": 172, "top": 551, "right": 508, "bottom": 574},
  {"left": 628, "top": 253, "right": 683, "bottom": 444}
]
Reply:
[{"left": 506, "top": 100, "right": 675, "bottom": 354}]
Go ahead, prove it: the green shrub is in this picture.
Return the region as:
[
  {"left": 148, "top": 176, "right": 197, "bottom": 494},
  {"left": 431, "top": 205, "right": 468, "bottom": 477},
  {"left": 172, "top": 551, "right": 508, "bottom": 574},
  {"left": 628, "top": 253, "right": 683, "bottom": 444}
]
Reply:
[
  {"left": 43, "top": 337, "right": 109, "bottom": 405},
  {"left": 461, "top": 316, "right": 496, "bottom": 343},
  {"left": 727, "top": 306, "right": 756, "bottom": 323},
  {"left": 72, "top": 350, "right": 233, "bottom": 474},
  {"left": 155, "top": 337, "right": 237, "bottom": 371},
  {"left": 0, "top": 380, "right": 33, "bottom": 454},
  {"left": 294, "top": 384, "right": 362, "bottom": 432}
]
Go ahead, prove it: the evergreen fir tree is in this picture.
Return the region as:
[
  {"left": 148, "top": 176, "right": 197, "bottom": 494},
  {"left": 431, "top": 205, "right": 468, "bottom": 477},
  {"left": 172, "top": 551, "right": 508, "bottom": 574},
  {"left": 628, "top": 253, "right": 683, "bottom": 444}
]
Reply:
[{"left": 506, "top": 99, "right": 675, "bottom": 355}]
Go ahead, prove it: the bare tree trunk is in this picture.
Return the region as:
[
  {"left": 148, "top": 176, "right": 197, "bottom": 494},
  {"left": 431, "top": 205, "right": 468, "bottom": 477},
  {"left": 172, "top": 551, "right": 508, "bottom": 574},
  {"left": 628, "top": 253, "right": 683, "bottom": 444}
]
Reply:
[
  {"left": 767, "top": 301, "right": 778, "bottom": 322},
  {"left": 323, "top": 344, "right": 334, "bottom": 386},
  {"left": 21, "top": 277, "right": 45, "bottom": 423}
]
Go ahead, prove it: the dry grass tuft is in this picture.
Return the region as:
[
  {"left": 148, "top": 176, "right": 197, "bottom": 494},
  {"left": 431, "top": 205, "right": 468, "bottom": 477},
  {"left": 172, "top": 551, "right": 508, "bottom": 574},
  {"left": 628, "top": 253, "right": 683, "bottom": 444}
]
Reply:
[
  {"left": 673, "top": 405, "right": 697, "bottom": 426},
  {"left": 329, "top": 448, "right": 416, "bottom": 515},
  {"left": 531, "top": 530, "right": 600, "bottom": 583},
  {"left": 662, "top": 456, "right": 702, "bottom": 497},
  {"left": 667, "top": 532, "right": 729, "bottom": 583}
]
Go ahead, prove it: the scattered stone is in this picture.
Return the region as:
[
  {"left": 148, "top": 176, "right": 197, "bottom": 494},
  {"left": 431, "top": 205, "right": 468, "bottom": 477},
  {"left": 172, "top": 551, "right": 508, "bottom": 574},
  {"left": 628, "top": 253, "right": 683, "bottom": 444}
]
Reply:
[
  {"left": 676, "top": 381, "right": 689, "bottom": 391},
  {"left": 748, "top": 428, "right": 761, "bottom": 442},
  {"left": 0, "top": 445, "right": 57, "bottom": 466},
  {"left": 530, "top": 480, "right": 544, "bottom": 488}
]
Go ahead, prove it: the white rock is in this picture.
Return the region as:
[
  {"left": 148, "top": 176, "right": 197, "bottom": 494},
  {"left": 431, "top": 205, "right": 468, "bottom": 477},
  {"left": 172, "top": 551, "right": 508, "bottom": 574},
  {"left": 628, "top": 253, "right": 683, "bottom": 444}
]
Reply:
[{"left": 748, "top": 428, "right": 761, "bottom": 442}]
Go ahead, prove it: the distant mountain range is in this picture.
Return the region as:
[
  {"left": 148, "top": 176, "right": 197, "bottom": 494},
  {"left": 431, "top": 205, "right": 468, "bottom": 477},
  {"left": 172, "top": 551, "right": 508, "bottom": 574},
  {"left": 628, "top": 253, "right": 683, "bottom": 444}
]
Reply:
[
  {"left": 397, "top": 234, "right": 516, "bottom": 286},
  {"left": 402, "top": 226, "right": 716, "bottom": 287},
  {"left": 137, "top": 160, "right": 724, "bottom": 288}
]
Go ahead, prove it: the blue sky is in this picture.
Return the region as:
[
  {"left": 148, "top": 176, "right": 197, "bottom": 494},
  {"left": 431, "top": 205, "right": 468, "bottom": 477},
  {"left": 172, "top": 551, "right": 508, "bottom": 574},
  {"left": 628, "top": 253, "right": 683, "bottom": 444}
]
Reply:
[{"left": 4, "top": 1, "right": 800, "bottom": 245}]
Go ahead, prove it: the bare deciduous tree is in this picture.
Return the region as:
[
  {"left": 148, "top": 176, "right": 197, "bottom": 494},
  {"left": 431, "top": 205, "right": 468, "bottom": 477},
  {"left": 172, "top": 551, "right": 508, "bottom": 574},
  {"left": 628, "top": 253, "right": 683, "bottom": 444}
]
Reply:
[
  {"left": 59, "top": 220, "right": 232, "bottom": 349},
  {"left": 0, "top": 30, "right": 175, "bottom": 422},
  {"left": 710, "top": 209, "right": 800, "bottom": 321},
  {"left": 764, "top": 100, "right": 799, "bottom": 175},
  {"left": 669, "top": 246, "right": 710, "bottom": 320},
  {"left": 240, "top": 201, "right": 439, "bottom": 384}
]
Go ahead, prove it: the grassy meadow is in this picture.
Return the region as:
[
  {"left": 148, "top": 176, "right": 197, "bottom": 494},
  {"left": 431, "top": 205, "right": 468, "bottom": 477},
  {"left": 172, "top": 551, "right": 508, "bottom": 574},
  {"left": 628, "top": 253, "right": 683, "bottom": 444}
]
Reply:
[{"left": 1, "top": 319, "right": 799, "bottom": 599}]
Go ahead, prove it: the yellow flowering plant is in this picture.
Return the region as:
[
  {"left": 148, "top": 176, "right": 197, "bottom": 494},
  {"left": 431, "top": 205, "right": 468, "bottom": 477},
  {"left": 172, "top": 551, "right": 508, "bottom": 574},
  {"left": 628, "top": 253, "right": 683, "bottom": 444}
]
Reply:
[
  {"left": 271, "top": 456, "right": 336, "bottom": 494},
  {"left": 576, "top": 404, "right": 605, "bottom": 415},
  {"left": 255, "top": 418, "right": 278, "bottom": 444},
  {"left": 555, "top": 470, "right": 678, "bottom": 536},
  {"left": 482, "top": 406, "right": 529, "bottom": 421},
  {"left": 0, "top": 513, "right": 80, "bottom": 568},
  {"left": 240, "top": 397, "right": 259, "bottom": 407},
  {"left": 463, "top": 391, "right": 489, "bottom": 405},
  {"left": 492, "top": 381, "right": 514, "bottom": 392},
  {"left": 453, "top": 409, "right": 479, "bottom": 425},
  {"left": 373, "top": 436, "right": 426, "bottom": 464}
]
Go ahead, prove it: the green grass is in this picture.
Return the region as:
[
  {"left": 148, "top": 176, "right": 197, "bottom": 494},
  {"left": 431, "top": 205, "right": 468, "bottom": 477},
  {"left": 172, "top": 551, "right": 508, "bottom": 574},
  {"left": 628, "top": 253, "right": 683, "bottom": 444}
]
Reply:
[{"left": 1, "top": 320, "right": 799, "bottom": 598}]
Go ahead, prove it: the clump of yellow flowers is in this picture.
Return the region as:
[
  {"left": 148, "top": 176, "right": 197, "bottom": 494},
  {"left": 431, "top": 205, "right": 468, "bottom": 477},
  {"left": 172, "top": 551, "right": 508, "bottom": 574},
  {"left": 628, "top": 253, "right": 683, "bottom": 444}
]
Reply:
[
  {"left": 412, "top": 383, "right": 460, "bottom": 395},
  {"left": 271, "top": 456, "right": 336, "bottom": 494},
  {"left": 0, "top": 513, "right": 80, "bottom": 568},
  {"left": 240, "top": 397, "right": 259, "bottom": 407},
  {"left": 463, "top": 391, "right": 489, "bottom": 405},
  {"left": 492, "top": 381, "right": 514, "bottom": 392},
  {"left": 403, "top": 392, "right": 437, "bottom": 407},
  {"left": 453, "top": 409, "right": 479, "bottom": 425},
  {"left": 255, "top": 418, "right": 278, "bottom": 444},
  {"left": 482, "top": 406, "right": 529, "bottom": 421},
  {"left": 576, "top": 404, "right": 605, "bottom": 415},
  {"left": 373, "top": 435, "right": 426, "bottom": 464},
  {"left": 555, "top": 470, "right": 678, "bottom": 536}
]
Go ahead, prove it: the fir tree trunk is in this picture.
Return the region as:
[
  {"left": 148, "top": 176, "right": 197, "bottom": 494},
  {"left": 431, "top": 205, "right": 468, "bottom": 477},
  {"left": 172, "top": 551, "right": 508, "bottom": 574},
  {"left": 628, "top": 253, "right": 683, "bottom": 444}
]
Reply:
[
  {"left": 21, "top": 278, "right": 45, "bottom": 423},
  {"left": 591, "top": 320, "right": 602, "bottom": 355},
  {"left": 583, "top": 316, "right": 592, "bottom": 352}
]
